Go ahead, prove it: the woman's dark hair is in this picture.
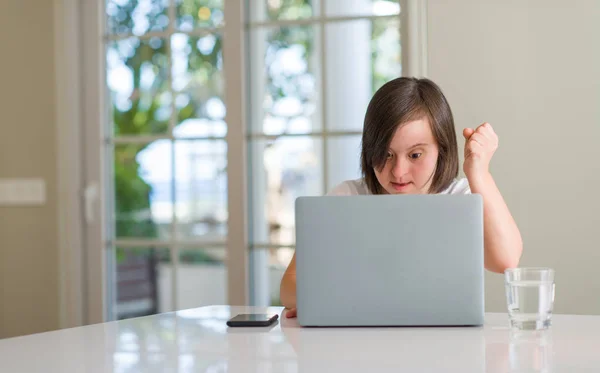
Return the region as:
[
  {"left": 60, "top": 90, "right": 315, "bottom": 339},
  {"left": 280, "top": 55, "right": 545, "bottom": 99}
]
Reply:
[{"left": 360, "top": 77, "right": 459, "bottom": 194}]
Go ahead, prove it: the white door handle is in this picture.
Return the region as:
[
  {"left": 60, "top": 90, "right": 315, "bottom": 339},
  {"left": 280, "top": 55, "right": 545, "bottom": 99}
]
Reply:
[{"left": 83, "top": 183, "right": 99, "bottom": 224}]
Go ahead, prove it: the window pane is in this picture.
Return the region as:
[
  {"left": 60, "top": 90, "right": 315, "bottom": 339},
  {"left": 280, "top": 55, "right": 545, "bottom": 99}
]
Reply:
[
  {"left": 106, "top": 0, "right": 169, "bottom": 35},
  {"left": 325, "top": 17, "right": 401, "bottom": 132},
  {"left": 171, "top": 32, "right": 226, "bottom": 138},
  {"left": 249, "top": 25, "right": 321, "bottom": 135},
  {"left": 249, "top": 247, "right": 294, "bottom": 306},
  {"left": 325, "top": 0, "right": 400, "bottom": 17},
  {"left": 114, "top": 141, "right": 173, "bottom": 239},
  {"left": 176, "top": 0, "right": 224, "bottom": 30},
  {"left": 115, "top": 247, "right": 171, "bottom": 320},
  {"left": 174, "top": 140, "right": 227, "bottom": 241},
  {"left": 371, "top": 17, "right": 402, "bottom": 91},
  {"left": 107, "top": 37, "right": 171, "bottom": 136},
  {"left": 249, "top": 0, "right": 319, "bottom": 22},
  {"left": 327, "top": 135, "right": 362, "bottom": 189},
  {"left": 176, "top": 248, "right": 226, "bottom": 310},
  {"left": 249, "top": 137, "right": 323, "bottom": 246}
]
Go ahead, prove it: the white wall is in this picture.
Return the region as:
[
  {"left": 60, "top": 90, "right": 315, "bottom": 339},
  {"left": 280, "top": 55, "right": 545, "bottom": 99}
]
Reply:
[{"left": 426, "top": 0, "right": 600, "bottom": 314}]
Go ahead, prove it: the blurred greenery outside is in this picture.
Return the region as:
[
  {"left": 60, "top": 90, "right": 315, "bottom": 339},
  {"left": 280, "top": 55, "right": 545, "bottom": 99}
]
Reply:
[
  {"left": 111, "top": 0, "right": 225, "bottom": 264},
  {"left": 109, "top": 0, "right": 399, "bottom": 270}
]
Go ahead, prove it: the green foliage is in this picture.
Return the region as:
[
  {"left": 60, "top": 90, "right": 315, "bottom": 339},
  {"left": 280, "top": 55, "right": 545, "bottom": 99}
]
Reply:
[
  {"left": 110, "top": 0, "right": 222, "bottom": 250},
  {"left": 266, "top": 0, "right": 313, "bottom": 20},
  {"left": 109, "top": 0, "right": 399, "bottom": 263},
  {"left": 114, "top": 144, "right": 157, "bottom": 238},
  {"left": 179, "top": 250, "right": 222, "bottom": 264}
]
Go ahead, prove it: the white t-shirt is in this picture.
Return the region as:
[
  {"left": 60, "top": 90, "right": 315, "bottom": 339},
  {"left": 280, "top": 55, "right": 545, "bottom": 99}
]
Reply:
[{"left": 327, "top": 177, "right": 471, "bottom": 196}]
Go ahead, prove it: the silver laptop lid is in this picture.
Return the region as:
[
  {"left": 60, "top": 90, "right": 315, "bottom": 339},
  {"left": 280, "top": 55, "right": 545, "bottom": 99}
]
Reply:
[{"left": 295, "top": 194, "right": 484, "bottom": 326}]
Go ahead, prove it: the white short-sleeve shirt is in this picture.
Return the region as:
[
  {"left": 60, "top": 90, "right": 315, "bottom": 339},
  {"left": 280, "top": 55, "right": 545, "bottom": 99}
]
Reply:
[{"left": 327, "top": 178, "right": 471, "bottom": 196}]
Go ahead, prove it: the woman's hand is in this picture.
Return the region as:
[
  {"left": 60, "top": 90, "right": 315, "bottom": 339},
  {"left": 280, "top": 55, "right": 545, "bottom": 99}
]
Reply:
[
  {"left": 284, "top": 308, "right": 297, "bottom": 318},
  {"left": 462, "top": 122, "right": 498, "bottom": 183}
]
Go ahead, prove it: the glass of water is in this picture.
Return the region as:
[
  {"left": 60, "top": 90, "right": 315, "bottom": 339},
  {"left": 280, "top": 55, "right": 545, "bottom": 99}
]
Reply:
[{"left": 505, "top": 268, "right": 555, "bottom": 330}]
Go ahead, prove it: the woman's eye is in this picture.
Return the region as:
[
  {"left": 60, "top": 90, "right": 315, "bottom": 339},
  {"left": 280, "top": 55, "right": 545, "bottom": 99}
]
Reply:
[
  {"left": 410, "top": 153, "right": 422, "bottom": 159},
  {"left": 386, "top": 152, "right": 393, "bottom": 159}
]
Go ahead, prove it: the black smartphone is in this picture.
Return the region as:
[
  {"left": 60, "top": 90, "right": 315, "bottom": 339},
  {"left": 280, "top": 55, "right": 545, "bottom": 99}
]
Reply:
[{"left": 226, "top": 313, "right": 279, "bottom": 327}]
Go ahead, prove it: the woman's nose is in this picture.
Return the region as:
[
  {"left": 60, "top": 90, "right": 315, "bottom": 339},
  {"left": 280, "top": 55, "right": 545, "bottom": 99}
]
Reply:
[{"left": 391, "top": 157, "right": 409, "bottom": 178}]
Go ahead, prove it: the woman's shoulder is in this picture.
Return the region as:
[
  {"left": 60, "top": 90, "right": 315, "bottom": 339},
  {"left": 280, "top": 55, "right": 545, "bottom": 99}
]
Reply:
[
  {"left": 440, "top": 177, "right": 471, "bottom": 195},
  {"left": 326, "top": 178, "right": 371, "bottom": 196}
]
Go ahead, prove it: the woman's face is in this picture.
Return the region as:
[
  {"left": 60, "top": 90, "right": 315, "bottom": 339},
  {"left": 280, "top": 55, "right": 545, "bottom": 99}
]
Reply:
[{"left": 374, "top": 117, "right": 439, "bottom": 194}]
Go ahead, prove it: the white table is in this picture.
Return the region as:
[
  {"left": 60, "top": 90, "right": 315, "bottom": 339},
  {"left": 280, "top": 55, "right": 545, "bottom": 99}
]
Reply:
[{"left": 1, "top": 306, "right": 599, "bottom": 372}]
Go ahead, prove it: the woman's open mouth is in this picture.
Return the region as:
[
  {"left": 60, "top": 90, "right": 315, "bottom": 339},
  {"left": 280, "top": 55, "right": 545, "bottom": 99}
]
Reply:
[{"left": 391, "top": 181, "right": 412, "bottom": 192}]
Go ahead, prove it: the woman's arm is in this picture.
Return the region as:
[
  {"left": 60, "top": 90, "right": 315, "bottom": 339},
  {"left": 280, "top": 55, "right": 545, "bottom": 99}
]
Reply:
[
  {"left": 463, "top": 123, "right": 523, "bottom": 273},
  {"left": 470, "top": 172, "right": 522, "bottom": 272},
  {"left": 279, "top": 181, "right": 355, "bottom": 318},
  {"left": 280, "top": 254, "right": 297, "bottom": 310}
]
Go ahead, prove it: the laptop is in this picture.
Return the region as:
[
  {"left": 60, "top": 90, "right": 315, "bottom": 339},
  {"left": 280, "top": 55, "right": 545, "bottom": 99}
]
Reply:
[{"left": 294, "top": 194, "right": 484, "bottom": 327}]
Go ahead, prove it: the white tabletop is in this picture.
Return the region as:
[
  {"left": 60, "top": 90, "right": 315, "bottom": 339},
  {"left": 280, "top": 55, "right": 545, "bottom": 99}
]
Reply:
[{"left": 1, "top": 306, "right": 599, "bottom": 372}]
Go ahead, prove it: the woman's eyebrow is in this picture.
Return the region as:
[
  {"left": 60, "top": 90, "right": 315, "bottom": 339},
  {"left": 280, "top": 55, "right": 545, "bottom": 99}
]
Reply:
[
  {"left": 407, "top": 142, "right": 429, "bottom": 149},
  {"left": 389, "top": 143, "right": 429, "bottom": 153}
]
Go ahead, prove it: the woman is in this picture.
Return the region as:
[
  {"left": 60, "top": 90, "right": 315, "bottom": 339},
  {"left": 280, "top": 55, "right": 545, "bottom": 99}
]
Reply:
[{"left": 280, "top": 77, "right": 523, "bottom": 318}]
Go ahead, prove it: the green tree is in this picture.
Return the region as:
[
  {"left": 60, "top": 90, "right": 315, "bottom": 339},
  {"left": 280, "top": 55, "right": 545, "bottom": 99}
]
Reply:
[{"left": 109, "top": 0, "right": 222, "bottom": 246}]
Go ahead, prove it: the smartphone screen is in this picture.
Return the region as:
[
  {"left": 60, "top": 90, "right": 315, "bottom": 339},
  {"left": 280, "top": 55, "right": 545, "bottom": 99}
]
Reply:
[{"left": 226, "top": 313, "right": 279, "bottom": 327}]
